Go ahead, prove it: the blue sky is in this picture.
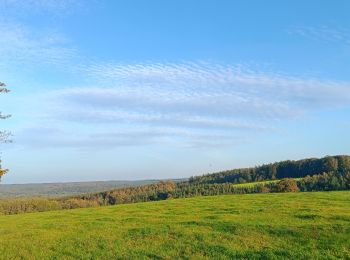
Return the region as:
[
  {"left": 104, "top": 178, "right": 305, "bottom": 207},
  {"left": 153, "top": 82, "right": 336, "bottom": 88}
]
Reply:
[{"left": 0, "top": 0, "right": 350, "bottom": 184}]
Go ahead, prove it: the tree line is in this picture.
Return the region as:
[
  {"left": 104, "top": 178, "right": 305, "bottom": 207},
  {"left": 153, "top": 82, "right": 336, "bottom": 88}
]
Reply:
[
  {"left": 188, "top": 155, "right": 350, "bottom": 185},
  {"left": 1, "top": 155, "right": 349, "bottom": 215}
]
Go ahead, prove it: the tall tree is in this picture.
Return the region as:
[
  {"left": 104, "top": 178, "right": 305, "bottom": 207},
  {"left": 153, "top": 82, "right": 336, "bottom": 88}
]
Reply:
[{"left": 0, "top": 82, "right": 11, "bottom": 180}]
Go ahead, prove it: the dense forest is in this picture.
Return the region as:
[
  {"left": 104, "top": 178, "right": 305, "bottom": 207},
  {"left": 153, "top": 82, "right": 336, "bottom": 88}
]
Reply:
[
  {"left": 1, "top": 155, "right": 349, "bottom": 215},
  {"left": 189, "top": 155, "right": 350, "bottom": 184}
]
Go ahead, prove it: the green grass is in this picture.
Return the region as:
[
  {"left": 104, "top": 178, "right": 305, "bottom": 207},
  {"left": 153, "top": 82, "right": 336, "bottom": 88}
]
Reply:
[{"left": 0, "top": 191, "right": 349, "bottom": 259}]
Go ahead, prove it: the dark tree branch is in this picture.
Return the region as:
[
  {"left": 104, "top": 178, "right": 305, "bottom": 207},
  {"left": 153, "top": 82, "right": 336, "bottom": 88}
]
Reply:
[{"left": 0, "top": 82, "right": 10, "bottom": 93}]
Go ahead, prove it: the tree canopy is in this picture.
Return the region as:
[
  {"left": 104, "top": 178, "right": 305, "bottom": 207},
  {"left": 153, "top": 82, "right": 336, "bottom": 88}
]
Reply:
[{"left": 188, "top": 155, "right": 350, "bottom": 185}]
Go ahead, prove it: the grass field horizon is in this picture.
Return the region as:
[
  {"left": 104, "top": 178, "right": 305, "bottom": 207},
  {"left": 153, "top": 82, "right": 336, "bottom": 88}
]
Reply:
[{"left": 0, "top": 191, "right": 349, "bottom": 259}]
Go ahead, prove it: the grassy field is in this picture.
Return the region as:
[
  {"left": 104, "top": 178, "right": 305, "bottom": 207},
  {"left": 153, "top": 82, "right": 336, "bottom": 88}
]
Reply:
[{"left": 0, "top": 191, "right": 349, "bottom": 259}]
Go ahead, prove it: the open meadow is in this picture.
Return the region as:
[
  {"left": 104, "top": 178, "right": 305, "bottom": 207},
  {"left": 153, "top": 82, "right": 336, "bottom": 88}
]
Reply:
[{"left": 0, "top": 191, "right": 349, "bottom": 259}]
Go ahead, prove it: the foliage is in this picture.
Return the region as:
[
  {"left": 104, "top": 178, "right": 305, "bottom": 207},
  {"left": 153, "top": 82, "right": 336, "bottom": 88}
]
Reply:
[
  {"left": 189, "top": 155, "right": 350, "bottom": 185},
  {"left": 0, "top": 191, "right": 349, "bottom": 259},
  {"left": 298, "top": 171, "right": 350, "bottom": 192},
  {"left": 0, "top": 181, "right": 176, "bottom": 214},
  {"left": 0, "top": 198, "right": 61, "bottom": 215},
  {"left": 0, "top": 167, "right": 7, "bottom": 180},
  {"left": 64, "top": 181, "right": 176, "bottom": 206},
  {"left": 275, "top": 178, "right": 300, "bottom": 192}
]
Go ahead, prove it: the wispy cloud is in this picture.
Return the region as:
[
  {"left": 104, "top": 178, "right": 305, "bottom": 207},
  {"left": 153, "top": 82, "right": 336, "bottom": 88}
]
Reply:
[
  {"left": 0, "top": 0, "right": 84, "bottom": 15},
  {"left": 75, "top": 62, "right": 350, "bottom": 116},
  {"left": 18, "top": 61, "right": 347, "bottom": 149},
  {"left": 288, "top": 25, "right": 350, "bottom": 44},
  {"left": 14, "top": 126, "right": 243, "bottom": 150},
  {"left": 84, "top": 62, "right": 350, "bottom": 104},
  {"left": 0, "top": 22, "right": 76, "bottom": 68}
]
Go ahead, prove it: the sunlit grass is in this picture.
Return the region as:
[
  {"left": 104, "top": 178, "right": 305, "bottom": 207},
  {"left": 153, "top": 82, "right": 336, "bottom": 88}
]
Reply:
[{"left": 0, "top": 191, "right": 349, "bottom": 259}]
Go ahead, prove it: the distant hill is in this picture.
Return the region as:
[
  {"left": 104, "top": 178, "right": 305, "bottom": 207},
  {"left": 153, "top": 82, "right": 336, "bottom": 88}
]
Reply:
[{"left": 0, "top": 179, "right": 185, "bottom": 198}]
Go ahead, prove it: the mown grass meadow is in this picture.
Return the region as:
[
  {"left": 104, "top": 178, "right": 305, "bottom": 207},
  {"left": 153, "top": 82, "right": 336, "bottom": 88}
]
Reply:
[{"left": 0, "top": 191, "right": 349, "bottom": 259}]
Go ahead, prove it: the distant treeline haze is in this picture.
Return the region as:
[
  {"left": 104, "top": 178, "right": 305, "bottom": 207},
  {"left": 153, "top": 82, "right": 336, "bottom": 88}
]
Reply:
[{"left": 0, "top": 180, "right": 162, "bottom": 198}]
